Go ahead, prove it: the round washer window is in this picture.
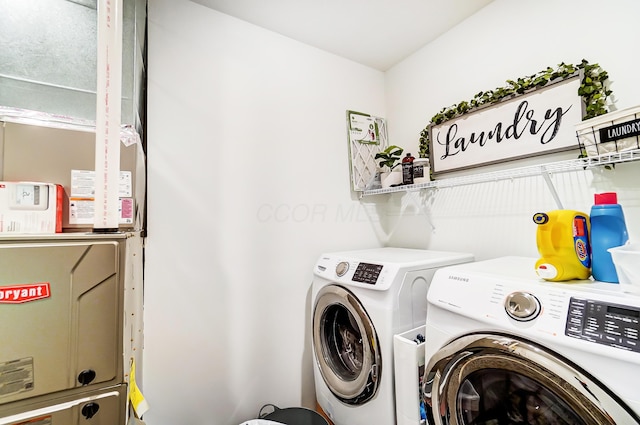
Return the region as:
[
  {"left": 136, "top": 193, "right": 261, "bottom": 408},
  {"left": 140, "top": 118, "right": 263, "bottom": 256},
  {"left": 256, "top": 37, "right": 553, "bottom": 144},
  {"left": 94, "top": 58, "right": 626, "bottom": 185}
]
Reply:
[
  {"left": 457, "top": 369, "right": 585, "bottom": 424},
  {"left": 312, "top": 285, "right": 381, "bottom": 405},
  {"left": 320, "top": 303, "right": 364, "bottom": 380},
  {"left": 423, "top": 333, "right": 640, "bottom": 425}
]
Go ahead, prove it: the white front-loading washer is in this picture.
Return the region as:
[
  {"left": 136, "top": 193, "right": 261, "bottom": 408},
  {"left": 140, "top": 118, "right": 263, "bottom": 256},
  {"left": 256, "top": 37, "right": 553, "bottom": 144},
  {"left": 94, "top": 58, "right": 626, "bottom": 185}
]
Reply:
[
  {"left": 421, "top": 256, "right": 640, "bottom": 425},
  {"left": 311, "top": 247, "right": 474, "bottom": 425}
]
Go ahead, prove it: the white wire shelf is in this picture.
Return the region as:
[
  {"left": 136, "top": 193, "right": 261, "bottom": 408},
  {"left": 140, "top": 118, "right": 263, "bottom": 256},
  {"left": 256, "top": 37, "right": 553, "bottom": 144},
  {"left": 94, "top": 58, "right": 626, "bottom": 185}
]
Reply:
[{"left": 360, "top": 149, "right": 640, "bottom": 197}]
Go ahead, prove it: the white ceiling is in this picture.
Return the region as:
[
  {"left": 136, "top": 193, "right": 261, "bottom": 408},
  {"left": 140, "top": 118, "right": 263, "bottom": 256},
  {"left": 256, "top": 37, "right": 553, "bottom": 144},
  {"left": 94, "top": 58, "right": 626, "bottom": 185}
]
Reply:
[{"left": 190, "top": 0, "right": 495, "bottom": 71}]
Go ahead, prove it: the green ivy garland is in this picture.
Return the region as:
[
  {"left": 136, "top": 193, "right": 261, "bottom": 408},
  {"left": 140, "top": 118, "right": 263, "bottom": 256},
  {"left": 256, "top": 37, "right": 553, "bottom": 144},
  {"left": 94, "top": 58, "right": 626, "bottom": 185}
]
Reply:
[{"left": 418, "top": 59, "right": 612, "bottom": 158}]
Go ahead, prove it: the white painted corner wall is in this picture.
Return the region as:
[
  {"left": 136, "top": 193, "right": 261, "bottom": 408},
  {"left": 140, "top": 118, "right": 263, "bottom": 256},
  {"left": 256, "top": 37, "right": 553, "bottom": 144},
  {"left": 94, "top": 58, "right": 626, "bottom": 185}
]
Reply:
[
  {"left": 145, "top": 0, "right": 640, "bottom": 424},
  {"left": 145, "top": 1, "right": 384, "bottom": 424}
]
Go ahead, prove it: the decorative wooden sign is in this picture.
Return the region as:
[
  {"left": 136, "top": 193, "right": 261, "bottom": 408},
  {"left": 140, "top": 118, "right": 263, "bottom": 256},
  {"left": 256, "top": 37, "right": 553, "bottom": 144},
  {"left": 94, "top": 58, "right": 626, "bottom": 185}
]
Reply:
[{"left": 428, "top": 76, "right": 582, "bottom": 175}]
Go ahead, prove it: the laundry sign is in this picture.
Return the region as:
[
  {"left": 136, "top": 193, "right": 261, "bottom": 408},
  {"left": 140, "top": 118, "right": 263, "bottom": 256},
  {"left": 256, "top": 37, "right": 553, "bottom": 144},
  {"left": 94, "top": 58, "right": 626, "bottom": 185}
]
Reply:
[
  {"left": 429, "top": 76, "right": 582, "bottom": 175},
  {"left": 599, "top": 118, "right": 640, "bottom": 143},
  {"left": 0, "top": 282, "right": 51, "bottom": 304}
]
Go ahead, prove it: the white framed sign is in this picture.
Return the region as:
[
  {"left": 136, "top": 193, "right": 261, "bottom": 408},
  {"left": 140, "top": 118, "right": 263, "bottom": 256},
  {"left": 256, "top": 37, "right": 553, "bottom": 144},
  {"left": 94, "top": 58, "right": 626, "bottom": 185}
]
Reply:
[{"left": 429, "top": 76, "right": 583, "bottom": 175}]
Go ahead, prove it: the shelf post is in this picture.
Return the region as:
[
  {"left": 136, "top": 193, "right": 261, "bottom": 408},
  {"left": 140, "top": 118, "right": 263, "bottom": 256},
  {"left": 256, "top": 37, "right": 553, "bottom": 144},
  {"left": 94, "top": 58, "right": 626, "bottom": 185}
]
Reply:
[{"left": 540, "top": 166, "right": 564, "bottom": 210}]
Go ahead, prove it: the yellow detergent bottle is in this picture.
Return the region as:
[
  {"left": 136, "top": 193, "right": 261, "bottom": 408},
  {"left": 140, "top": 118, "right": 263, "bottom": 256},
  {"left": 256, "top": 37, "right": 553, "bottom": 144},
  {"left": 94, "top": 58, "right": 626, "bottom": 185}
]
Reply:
[{"left": 533, "top": 210, "right": 591, "bottom": 282}]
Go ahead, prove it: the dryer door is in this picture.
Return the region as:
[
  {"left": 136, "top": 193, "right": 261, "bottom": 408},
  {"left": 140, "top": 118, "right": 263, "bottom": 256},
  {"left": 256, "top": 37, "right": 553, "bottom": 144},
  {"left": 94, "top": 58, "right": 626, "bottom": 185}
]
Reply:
[
  {"left": 423, "top": 333, "right": 640, "bottom": 425},
  {"left": 312, "top": 284, "right": 381, "bottom": 405}
]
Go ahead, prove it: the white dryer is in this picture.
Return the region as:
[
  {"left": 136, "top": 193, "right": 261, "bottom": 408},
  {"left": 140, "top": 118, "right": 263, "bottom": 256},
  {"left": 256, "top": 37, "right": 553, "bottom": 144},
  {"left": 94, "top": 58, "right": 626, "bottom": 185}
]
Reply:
[
  {"left": 422, "top": 256, "right": 640, "bottom": 425},
  {"left": 311, "top": 247, "right": 474, "bottom": 425}
]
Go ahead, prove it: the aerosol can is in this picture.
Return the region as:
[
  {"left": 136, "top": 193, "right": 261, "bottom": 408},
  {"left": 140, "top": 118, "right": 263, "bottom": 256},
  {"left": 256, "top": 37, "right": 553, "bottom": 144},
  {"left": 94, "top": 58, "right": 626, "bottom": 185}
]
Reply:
[{"left": 533, "top": 210, "right": 591, "bottom": 281}]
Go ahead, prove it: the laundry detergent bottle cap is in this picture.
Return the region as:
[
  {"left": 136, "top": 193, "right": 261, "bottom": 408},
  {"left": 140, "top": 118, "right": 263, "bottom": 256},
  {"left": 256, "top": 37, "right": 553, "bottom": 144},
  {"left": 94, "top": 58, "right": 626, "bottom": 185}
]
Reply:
[
  {"left": 533, "top": 210, "right": 591, "bottom": 282},
  {"left": 590, "top": 192, "right": 629, "bottom": 283},
  {"left": 594, "top": 192, "right": 618, "bottom": 205}
]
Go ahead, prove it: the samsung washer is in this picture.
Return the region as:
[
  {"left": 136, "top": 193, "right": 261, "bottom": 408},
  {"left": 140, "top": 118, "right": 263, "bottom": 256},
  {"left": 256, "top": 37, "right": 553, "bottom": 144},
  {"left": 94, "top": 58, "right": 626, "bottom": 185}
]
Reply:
[
  {"left": 421, "top": 256, "right": 640, "bottom": 425},
  {"left": 311, "top": 247, "right": 474, "bottom": 425}
]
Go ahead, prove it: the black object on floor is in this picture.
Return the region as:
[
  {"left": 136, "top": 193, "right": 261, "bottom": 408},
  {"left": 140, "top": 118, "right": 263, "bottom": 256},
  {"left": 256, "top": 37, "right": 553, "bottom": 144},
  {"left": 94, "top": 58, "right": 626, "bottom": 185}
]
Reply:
[{"left": 259, "top": 404, "right": 329, "bottom": 425}]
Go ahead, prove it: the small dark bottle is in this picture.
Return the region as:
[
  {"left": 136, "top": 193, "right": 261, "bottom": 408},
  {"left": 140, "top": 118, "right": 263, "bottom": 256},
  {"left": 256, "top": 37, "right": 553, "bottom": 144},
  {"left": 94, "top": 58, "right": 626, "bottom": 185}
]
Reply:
[{"left": 402, "top": 153, "right": 414, "bottom": 185}]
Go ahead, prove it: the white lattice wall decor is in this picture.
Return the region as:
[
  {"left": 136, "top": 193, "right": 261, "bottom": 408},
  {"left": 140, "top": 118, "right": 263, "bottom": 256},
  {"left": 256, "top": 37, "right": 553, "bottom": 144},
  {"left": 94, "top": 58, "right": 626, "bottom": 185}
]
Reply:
[{"left": 346, "top": 110, "right": 388, "bottom": 191}]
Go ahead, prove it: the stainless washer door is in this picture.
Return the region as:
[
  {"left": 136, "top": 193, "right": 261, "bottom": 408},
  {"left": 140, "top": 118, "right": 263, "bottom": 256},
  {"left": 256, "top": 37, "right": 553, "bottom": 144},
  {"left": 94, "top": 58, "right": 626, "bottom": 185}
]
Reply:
[
  {"left": 312, "top": 285, "right": 381, "bottom": 405},
  {"left": 423, "top": 333, "right": 640, "bottom": 425}
]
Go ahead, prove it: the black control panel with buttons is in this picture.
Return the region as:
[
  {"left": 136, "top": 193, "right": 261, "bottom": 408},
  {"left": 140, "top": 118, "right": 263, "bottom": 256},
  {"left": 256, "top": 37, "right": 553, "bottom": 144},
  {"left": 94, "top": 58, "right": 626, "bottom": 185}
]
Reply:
[
  {"left": 352, "top": 262, "right": 383, "bottom": 285},
  {"left": 565, "top": 297, "right": 640, "bottom": 353}
]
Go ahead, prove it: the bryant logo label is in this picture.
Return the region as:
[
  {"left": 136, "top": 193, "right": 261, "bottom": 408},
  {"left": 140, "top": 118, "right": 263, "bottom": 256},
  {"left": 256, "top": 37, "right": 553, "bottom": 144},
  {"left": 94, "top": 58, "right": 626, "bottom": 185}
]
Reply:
[{"left": 0, "top": 283, "right": 51, "bottom": 304}]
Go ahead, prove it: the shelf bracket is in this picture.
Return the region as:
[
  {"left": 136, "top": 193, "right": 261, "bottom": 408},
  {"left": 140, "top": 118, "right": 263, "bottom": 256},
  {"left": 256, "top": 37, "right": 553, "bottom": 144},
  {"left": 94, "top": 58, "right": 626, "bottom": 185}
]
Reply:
[{"left": 540, "top": 166, "right": 564, "bottom": 209}]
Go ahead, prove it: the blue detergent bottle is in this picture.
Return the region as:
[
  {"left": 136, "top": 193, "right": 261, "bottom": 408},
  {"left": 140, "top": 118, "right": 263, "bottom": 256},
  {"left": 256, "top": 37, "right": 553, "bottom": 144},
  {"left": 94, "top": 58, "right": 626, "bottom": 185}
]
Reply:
[{"left": 590, "top": 192, "right": 629, "bottom": 283}]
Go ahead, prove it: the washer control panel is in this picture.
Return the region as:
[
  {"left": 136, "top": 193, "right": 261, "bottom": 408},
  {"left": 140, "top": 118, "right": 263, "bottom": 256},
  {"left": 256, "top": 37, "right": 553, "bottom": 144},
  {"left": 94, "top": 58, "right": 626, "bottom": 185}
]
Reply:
[
  {"left": 565, "top": 297, "right": 640, "bottom": 353},
  {"left": 351, "top": 262, "right": 384, "bottom": 285},
  {"left": 315, "top": 255, "right": 401, "bottom": 290}
]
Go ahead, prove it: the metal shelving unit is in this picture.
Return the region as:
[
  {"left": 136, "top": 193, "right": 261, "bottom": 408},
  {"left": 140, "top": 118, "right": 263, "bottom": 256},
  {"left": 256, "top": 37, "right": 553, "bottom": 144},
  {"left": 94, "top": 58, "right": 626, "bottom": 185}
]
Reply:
[{"left": 360, "top": 149, "right": 640, "bottom": 197}]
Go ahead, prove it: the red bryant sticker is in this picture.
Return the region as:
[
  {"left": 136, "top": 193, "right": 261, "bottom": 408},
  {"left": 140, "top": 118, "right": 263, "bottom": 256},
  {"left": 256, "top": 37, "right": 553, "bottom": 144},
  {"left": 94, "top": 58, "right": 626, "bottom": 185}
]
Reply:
[{"left": 0, "top": 283, "right": 51, "bottom": 304}]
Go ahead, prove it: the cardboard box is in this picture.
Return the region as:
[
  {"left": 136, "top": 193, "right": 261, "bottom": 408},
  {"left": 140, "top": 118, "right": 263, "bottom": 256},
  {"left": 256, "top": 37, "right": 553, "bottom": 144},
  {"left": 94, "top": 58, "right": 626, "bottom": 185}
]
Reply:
[
  {"left": 576, "top": 105, "right": 640, "bottom": 157},
  {"left": 0, "top": 182, "right": 63, "bottom": 234},
  {"left": 1, "top": 121, "right": 145, "bottom": 231}
]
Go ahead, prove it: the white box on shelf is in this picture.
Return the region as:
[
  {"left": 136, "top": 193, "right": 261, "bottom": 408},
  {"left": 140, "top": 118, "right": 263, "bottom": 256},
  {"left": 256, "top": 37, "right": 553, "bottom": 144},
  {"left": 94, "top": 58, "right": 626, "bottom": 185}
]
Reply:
[
  {"left": 394, "top": 325, "right": 426, "bottom": 425},
  {"left": 576, "top": 105, "right": 640, "bottom": 157},
  {"left": 0, "top": 182, "right": 62, "bottom": 234}
]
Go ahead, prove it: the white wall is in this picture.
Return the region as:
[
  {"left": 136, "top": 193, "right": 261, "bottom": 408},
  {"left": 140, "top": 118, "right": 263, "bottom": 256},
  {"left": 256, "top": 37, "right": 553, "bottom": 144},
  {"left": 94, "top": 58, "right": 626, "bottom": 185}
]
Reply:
[
  {"left": 145, "top": 1, "right": 384, "bottom": 424},
  {"left": 385, "top": 0, "right": 640, "bottom": 257},
  {"left": 145, "top": 0, "right": 640, "bottom": 424}
]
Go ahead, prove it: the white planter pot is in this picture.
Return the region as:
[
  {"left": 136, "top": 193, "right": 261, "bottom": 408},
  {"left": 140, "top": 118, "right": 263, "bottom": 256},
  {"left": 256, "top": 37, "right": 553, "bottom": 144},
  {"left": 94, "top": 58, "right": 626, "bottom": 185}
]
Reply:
[{"left": 380, "top": 170, "right": 402, "bottom": 188}]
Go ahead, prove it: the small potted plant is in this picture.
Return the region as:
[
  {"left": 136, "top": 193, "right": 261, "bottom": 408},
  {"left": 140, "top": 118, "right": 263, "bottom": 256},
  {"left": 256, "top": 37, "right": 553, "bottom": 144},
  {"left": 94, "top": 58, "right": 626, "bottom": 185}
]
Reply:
[{"left": 375, "top": 145, "right": 403, "bottom": 188}]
